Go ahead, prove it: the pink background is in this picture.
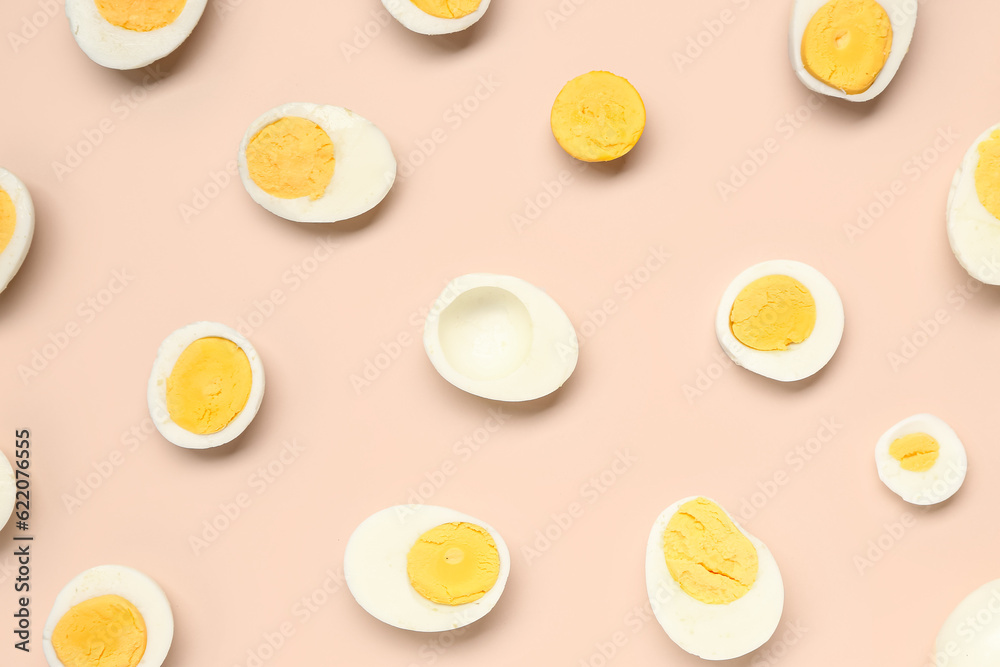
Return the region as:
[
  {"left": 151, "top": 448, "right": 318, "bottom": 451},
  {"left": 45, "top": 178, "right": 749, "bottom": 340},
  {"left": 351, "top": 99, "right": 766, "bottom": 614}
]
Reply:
[{"left": 3, "top": 0, "right": 1000, "bottom": 664}]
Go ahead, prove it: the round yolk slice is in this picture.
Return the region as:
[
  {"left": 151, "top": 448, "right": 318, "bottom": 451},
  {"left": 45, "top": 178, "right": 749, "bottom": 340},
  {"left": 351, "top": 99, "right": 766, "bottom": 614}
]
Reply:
[
  {"left": 0, "top": 189, "right": 15, "bottom": 255},
  {"left": 95, "top": 0, "right": 187, "bottom": 31},
  {"left": 246, "top": 116, "right": 336, "bottom": 201},
  {"left": 166, "top": 337, "right": 252, "bottom": 435},
  {"left": 407, "top": 522, "right": 500, "bottom": 605},
  {"left": 51, "top": 594, "right": 147, "bottom": 667},
  {"left": 889, "top": 432, "right": 940, "bottom": 472},
  {"left": 410, "top": 0, "right": 481, "bottom": 19},
  {"left": 800, "top": 0, "right": 893, "bottom": 95},
  {"left": 975, "top": 129, "right": 1000, "bottom": 221},
  {"left": 550, "top": 71, "right": 646, "bottom": 162},
  {"left": 730, "top": 275, "right": 816, "bottom": 351}
]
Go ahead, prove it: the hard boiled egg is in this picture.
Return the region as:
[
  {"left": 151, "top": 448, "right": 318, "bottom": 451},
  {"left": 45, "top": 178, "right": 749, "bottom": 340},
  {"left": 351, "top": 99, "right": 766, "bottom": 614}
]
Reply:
[
  {"left": 0, "top": 168, "right": 34, "bottom": 295},
  {"left": 345, "top": 504, "right": 510, "bottom": 632},
  {"left": 875, "top": 413, "right": 967, "bottom": 505},
  {"left": 383, "top": 0, "right": 491, "bottom": 35},
  {"left": 716, "top": 260, "right": 844, "bottom": 382},
  {"left": 423, "top": 273, "right": 579, "bottom": 401},
  {"left": 934, "top": 579, "right": 1000, "bottom": 666},
  {"left": 147, "top": 322, "right": 264, "bottom": 449},
  {"left": 238, "top": 102, "right": 396, "bottom": 223},
  {"left": 0, "top": 451, "right": 14, "bottom": 531},
  {"left": 550, "top": 71, "right": 646, "bottom": 162},
  {"left": 66, "top": 0, "right": 207, "bottom": 70},
  {"left": 948, "top": 121, "right": 1000, "bottom": 284}
]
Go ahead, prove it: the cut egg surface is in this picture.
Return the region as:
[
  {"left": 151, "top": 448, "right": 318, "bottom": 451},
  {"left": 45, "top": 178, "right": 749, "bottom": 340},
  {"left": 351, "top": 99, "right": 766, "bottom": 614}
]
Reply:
[
  {"left": 238, "top": 102, "right": 396, "bottom": 223},
  {"left": 0, "top": 168, "right": 35, "bottom": 295},
  {"left": 0, "top": 450, "right": 14, "bottom": 531},
  {"left": 789, "top": 0, "right": 916, "bottom": 101},
  {"left": 43, "top": 565, "right": 173, "bottom": 667},
  {"left": 423, "top": 273, "right": 578, "bottom": 402},
  {"left": 645, "top": 497, "right": 784, "bottom": 660},
  {"left": 344, "top": 505, "right": 510, "bottom": 632},
  {"left": 550, "top": 71, "right": 646, "bottom": 162},
  {"left": 147, "top": 322, "right": 264, "bottom": 449},
  {"left": 935, "top": 579, "right": 1000, "bottom": 666},
  {"left": 65, "top": 0, "right": 208, "bottom": 69},
  {"left": 716, "top": 260, "right": 844, "bottom": 382},
  {"left": 875, "top": 414, "right": 967, "bottom": 505},
  {"left": 382, "top": 0, "right": 491, "bottom": 34},
  {"left": 948, "top": 121, "right": 1000, "bottom": 284}
]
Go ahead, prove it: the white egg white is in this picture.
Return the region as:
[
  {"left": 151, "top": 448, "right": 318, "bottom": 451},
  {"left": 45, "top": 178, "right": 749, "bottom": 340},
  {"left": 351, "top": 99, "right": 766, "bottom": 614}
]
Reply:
[
  {"left": 0, "top": 168, "right": 34, "bottom": 295},
  {"left": 423, "top": 273, "right": 579, "bottom": 402},
  {"left": 383, "top": 0, "right": 491, "bottom": 35},
  {"left": 344, "top": 504, "right": 511, "bottom": 632},
  {"left": 0, "top": 451, "right": 14, "bottom": 532},
  {"left": 65, "top": 0, "right": 207, "bottom": 70},
  {"left": 875, "top": 413, "right": 967, "bottom": 505},
  {"left": 715, "top": 260, "right": 844, "bottom": 382},
  {"left": 43, "top": 565, "right": 173, "bottom": 667},
  {"left": 147, "top": 321, "right": 265, "bottom": 449},
  {"left": 789, "top": 0, "right": 917, "bottom": 102},
  {"left": 948, "top": 121, "right": 1000, "bottom": 285},
  {"left": 935, "top": 579, "right": 1000, "bottom": 667},
  {"left": 645, "top": 496, "right": 784, "bottom": 661},
  {"left": 237, "top": 102, "right": 396, "bottom": 223}
]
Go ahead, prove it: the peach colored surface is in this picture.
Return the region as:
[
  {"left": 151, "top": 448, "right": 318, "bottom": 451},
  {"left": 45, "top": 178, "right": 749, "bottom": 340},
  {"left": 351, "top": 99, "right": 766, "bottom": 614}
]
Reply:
[{"left": 2, "top": 0, "right": 1000, "bottom": 665}]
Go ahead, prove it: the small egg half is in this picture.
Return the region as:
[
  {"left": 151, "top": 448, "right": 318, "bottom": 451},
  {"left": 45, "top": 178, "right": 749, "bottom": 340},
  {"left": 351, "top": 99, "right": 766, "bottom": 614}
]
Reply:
[
  {"left": 383, "top": 0, "right": 491, "bottom": 35},
  {"left": 423, "top": 273, "right": 579, "bottom": 401},
  {"left": 66, "top": 0, "right": 207, "bottom": 70},
  {"left": 0, "top": 451, "right": 14, "bottom": 531},
  {"left": 789, "top": 0, "right": 916, "bottom": 101},
  {"left": 948, "top": 121, "right": 1000, "bottom": 284},
  {"left": 0, "top": 168, "right": 35, "bottom": 295},
  {"left": 716, "top": 260, "right": 844, "bottom": 382},
  {"left": 550, "top": 71, "right": 646, "bottom": 162},
  {"left": 935, "top": 579, "right": 1000, "bottom": 666},
  {"left": 645, "top": 496, "right": 784, "bottom": 660},
  {"left": 43, "top": 565, "right": 173, "bottom": 667},
  {"left": 345, "top": 504, "right": 511, "bottom": 632},
  {"left": 875, "top": 413, "right": 967, "bottom": 505},
  {"left": 238, "top": 102, "right": 396, "bottom": 223},
  {"left": 147, "top": 322, "right": 264, "bottom": 449}
]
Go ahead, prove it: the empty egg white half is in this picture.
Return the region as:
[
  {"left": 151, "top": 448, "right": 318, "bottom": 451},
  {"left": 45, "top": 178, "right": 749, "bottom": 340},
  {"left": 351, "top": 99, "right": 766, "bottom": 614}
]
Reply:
[
  {"left": 383, "top": 0, "right": 491, "bottom": 35},
  {"left": 0, "top": 168, "right": 34, "bottom": 295},
  {"left": 147, "top": 321, "right": 265, "bottom": 449},
  {"left": 344, "top": 504, "right": 511, "bottom": 632},
  {"left": 875, "top": 413, "right": 967, "bottom": 505},
  {"left": 948, "top": 121, "right": 1000, "bottom": 285},
  {"left": 935, "top": 579, "right": 1000, "bottom": 666},
  {"left": 423, "top": 273, "right": 579, "bottom": 401},
  {"left": 237, "top": 102, "right": 396, "bottom": 223},
  {"left": 0, "top": 451, "right": 14, "bottom": 531},
  {"left": 66, "top": 0, "right": 207, "bottom": 70}
]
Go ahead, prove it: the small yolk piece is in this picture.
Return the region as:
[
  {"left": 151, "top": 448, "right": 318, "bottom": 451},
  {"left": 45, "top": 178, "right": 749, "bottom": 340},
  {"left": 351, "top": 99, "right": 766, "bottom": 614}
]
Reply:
[
  {"left": 410, "top": 0, "right": 481, "bottom": 19},
  {"left": 890, "top": 432, "right": 940, "bottom": 472},
  {"left": 246, "top": 116, "right": 336, "bottom": 201},
  {"left": 663, "top": 497, "right": 758, "bottom": 605},
  {"left": 730, "top": 275, "right": 816, "bottom": 351},
  {"left": 550, "top": 71, "right": 645, "bottom": 162},
  {"left": 407, "top": 522, "right": 500, "bottom": 605},
  {"left": 975, "top": 129, "right": 1000, "bottom": 221},
  {"left": 95, "top": 0, "right": 186, "bottom": 31},
  {"left": 166, "top": 337, "right": 252, "bottom": 435},
  {"left": 800, "top": 0, "right": 893, "bottom": 95},
  {"left": 51, "top": 594, "right": 147, "bottom": 667},
  {"left": 0, "top": 189, "right": 15, "bottom": 255}
]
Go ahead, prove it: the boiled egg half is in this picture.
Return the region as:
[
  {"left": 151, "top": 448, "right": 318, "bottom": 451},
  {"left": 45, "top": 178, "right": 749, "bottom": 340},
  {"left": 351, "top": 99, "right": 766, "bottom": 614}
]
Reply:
[
  {"left": 948, "top": 121, "right": 1000, "bottom": 284},
  {"left": 935, "top": 579, "right": 1000, "bottom": 666},
  {"left": 875, "top": 413, "right": 967, "bottom": 505},
  {"left": 0, "top": 168, "right": 34, "bottom": 295}
]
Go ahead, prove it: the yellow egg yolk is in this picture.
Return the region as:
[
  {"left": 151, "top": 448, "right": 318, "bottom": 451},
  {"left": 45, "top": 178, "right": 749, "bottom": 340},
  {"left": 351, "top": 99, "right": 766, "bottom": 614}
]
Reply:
[
  {"left": 407, "top": 522, "right": 500, "bottom": 605},
  {"left": 550, "top": 71, "right": 646, "bottom": 162},
  {"left": 975, "top": 129, "right": 1000, "bottom": 221},
  {"left": 166, "top": 337, "right": 252, "bottom": 435},
  {"left": 51, "top": 595, "right": 147, "bottom": 667},
  {"left": 663, "top": 497, "right": 758, "bottom": 605},
  {"left": 246, "top": 116, "right": 336, "bottom": 201},
  {"left": 0, "top": 189, "right": 15, "bottom": 255},
  {"left": 410, "top": 0, "right": 481, "bottom": 19},
  {"left": 730, "top": 275, "right": 816, "bottom": 351},
  {"left": 95, "top": 0, "right": 186, "bottom": 31},
  {"left": 800, "top": 0, "right": 893, "bottom": 95},
  {"left": 890, "top": 432, "right": 940, "bottom": 472}
]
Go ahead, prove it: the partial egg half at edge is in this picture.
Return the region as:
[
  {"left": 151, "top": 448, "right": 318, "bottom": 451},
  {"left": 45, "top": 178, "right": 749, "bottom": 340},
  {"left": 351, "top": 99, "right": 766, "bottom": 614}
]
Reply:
[
  {"left": 0, "top": 451, "right": 13, "bottom": 531},
  {"left": 383, "top": 0, "right": 491, "bottom": 34},
  {"left": 948, "top": 121, "right": 1000, "bottom": 284},
  {"left": 0, "top": 168, "right": 34, "bottom": 295},
  {"left": 935, "top": 579, "right": 1000, "bottom": 666}
]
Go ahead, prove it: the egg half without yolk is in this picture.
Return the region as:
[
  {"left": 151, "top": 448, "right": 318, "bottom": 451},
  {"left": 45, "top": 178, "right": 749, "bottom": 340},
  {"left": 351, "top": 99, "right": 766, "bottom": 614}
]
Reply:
[
  {"left": 800, "top": 0, "right": 893, "bottom": 94},
  {"left": 407, "top": 522, "right": 500, "bottom": 605},
  {"left": 95, "top": 0, "right": 186, "bottom": 31},
  {"left": 51, "top": 595, "right": 147, "bottom": 667},
  {"left": 165, "top": 337, "right": 252, "bottom": 435}
]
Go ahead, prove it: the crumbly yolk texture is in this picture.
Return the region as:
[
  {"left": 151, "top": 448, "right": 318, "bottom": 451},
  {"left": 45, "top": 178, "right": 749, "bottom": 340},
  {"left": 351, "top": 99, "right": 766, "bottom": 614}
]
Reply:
[
  {"left": 246, "top": 116, "right": 336, "bottom": 201},
  {"left": 730, "top": 275, "right": 816, "bottom": 351},
  {"left": 663, "top": 497, "right": 758, "bottom": 605},
  {"left": 800, "top": 0, "right": 893, "bottom": 95},
  {"left": 890, "top": 432, "right": 940, "bottom": 472},
  {"left": 51, "top": 595, "right": 147, "bottom": 667},
  {"left": 95, "top": 0, "right": 186, "bottom": 31},
  {"left": 0, "top": 189, "right": 15, "bottom": 255},
  {"left": 410, "top": 0, "right": 481, "bottom": 19},
  {"left": 975, "top": 130, "right": 1000, "bottom": 221},
  {"left": 550, "top": 71, "right": 645, "bottom": 162},
  {"left": 407, "top": 522, "right": 500, "bottom": 605},
  {"left": 166, "top": 337, "right": 252, "bottom": 435}
]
